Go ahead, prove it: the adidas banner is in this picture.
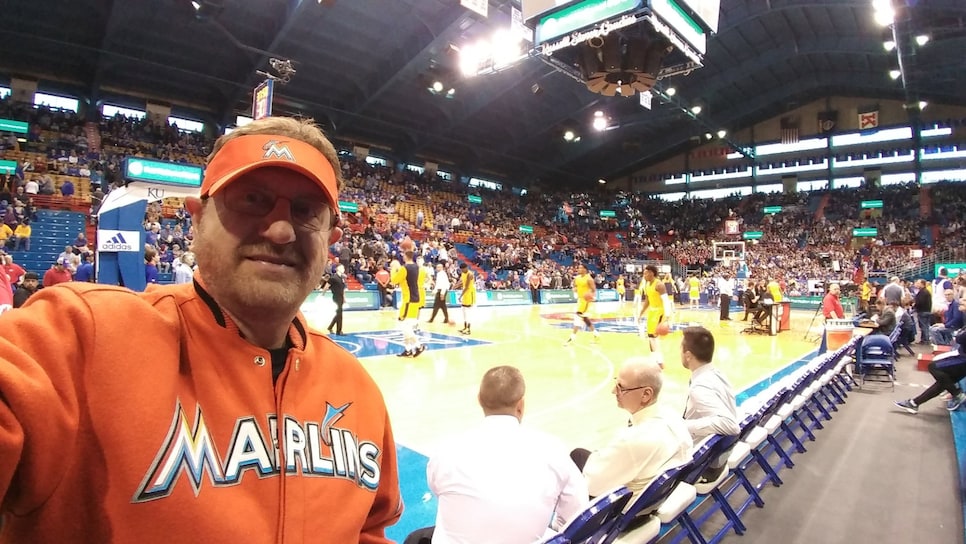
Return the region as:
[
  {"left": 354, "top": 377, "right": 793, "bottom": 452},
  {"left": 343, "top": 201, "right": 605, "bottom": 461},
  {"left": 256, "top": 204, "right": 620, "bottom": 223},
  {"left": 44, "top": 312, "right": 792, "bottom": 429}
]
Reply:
[{"left": 97, "top": 230, "right": 141, "bottom": 252}]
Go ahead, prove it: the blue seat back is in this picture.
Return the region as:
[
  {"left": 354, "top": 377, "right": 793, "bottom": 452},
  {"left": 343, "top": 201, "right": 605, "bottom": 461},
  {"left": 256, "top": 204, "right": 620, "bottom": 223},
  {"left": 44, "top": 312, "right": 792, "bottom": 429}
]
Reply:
[
  {"left": 859, "top": 334, "right": 895, "bottom": 363},
  {"left": 606, "top": 466, "right": 683, "bottom": 541},
  {"left": 560, "top": 486, "right": 633, "bottom": 544}
]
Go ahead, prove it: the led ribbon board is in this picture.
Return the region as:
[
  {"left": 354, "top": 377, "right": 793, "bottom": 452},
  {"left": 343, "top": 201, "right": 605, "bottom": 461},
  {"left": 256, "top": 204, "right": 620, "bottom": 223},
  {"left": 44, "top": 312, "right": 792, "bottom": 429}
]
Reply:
[
  {"left": 0, "top": 119, "right": 28, "bottom": 134},
  {"left": 123, "top": 157, "right": 203, "bottom": 188},
  {"left": 535, "top": 0, "right": 643, "bottom": 47}
]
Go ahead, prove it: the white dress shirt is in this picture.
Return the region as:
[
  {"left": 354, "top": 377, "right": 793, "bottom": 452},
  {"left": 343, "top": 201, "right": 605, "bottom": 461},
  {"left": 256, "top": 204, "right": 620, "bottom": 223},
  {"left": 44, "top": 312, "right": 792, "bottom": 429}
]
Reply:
[
  {"left": 435, "top": 269, "right": 451, "bottom": 293},
  {"left": 717, "top": 277, "right": 735, "bottom": 297},
  {"left": 683, "top": 363, "right": 740, "bottom": 441},
  {"left": 428, "top": 415, "right": 588, "bottom": 544},
  {"left": 582, "top": 403, "right": 693, "bottom": 496}
]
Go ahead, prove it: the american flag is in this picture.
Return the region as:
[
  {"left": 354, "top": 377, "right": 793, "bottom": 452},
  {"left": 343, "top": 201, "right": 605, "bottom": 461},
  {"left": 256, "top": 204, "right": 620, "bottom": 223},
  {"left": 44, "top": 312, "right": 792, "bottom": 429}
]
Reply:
[{"left": 780, "top": 116, "right": 800, "bottom": 145}]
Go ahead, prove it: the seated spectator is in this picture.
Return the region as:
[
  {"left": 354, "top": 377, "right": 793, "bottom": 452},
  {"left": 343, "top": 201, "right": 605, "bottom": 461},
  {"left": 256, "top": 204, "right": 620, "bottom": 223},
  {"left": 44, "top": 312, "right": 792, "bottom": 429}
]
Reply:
[
  {"left": 681, "top": 326, "right": 740, "bottom": 481},
  {"left": 407, "top": 366, "right": 587, "bottom": 544},
  {"left": 13, "top": 271, "right": 39, "bottom": 308},
  {"left": 72, "top": 232, "right": 88, "bottom": 252},
  {"left": 60, "top": 179, "right": 75, "bottom": 197},
  {"left": 43, "top": 258, "right": 73, "bottom": 287},
  {"left": 38, "top": 175, "right": 55, "bottom": 195},
  {"left": 3, "top": 206, "right": 17, "bottom": 232},
  {"left": 12, "top": 220, "right": 30, "bottom": 252},
  {"left": 931, "top": 290, "right": 965, "bottom": 346},
  {"left": 896, "top": 298, "right": 966, "bottom": 414},
  {"left": 871, "top": 298, "right": 897, "bottom": 336},
  {"left": 681, "top": 326, "right": 739, "bottom": 441},
  {"left": 0, "top": 223, "right": 12, "bottom": 249},
  {"left": 23, "top": 177, "right": 38, "bottom": 195},
  {"left": 57, "top": 245, "right": 75, "bottom": 264},
  {"left": 73, "top": 253, "right": 94, "bottom": 282},
  {"left": 570, "top": 357, "right": 692, "bottom": 497}
]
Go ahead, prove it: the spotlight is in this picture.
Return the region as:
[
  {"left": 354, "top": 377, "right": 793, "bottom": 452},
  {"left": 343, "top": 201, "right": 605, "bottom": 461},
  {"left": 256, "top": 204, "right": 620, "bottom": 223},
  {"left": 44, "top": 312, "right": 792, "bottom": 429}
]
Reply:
[
  {"left": 915, "top": 34, "right": 930, "bottom": 46},
  {"left": 883, "top": 40, "right": 896, "bottom": 51},
  {"left": 598, "top": 178, "right": 606, "bottom": 184},
  {"left": 665, "top": 87, "right": 676, "bottom": 97},
  {"left": 563, "top": 130, "right": 576, "bottom": 142},
  {"left": 919, "top": 100, "right": 928, "bottom": 110},
  {"left": 592, "top": 111, "right": 608, "bottom": 131},
  {"left": 704, "top": 132, "right": 713, "bottom": 140},
  {"left": 690, "top": 105, "right": 702, "bottom": 115},
  {"left": 446, "top": 88, "right": 456, "bottom": 97},
  {"left": 191, "top": 1, "right": 201, "bottom": 9},
  {"left": 432, "top": 81, "right": 444, "bottom": 93},
  {"left": 873, "top": 6, "right": 894, "bottom": 26},
  {"left": 717, "top": 129, "right": 727, "bottom": 138},
  {"left": 889, "top": 69, "right": 901, "bottom": 80}
]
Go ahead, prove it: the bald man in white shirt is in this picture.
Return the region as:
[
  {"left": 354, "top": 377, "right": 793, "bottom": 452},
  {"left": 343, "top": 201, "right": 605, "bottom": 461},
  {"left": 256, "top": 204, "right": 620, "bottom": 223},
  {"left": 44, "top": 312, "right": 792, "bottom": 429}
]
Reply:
[
  {"left": 408, "top": 366, "right": 588, "bottom": 544},
  {"left": 571, "top": 357, "right": 692, "bottom": 497}
]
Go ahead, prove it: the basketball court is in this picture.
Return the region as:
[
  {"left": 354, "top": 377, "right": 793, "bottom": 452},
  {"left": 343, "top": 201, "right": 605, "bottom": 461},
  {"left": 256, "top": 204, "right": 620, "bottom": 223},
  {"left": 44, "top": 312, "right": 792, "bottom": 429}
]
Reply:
[{"left": 301, "top": 298, "right": 822, "bottom": 541}]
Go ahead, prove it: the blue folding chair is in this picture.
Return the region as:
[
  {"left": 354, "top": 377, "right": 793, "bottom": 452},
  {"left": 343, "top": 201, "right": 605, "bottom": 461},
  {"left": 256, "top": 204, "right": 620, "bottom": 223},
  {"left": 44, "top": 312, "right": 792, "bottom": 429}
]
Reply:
[
  {"left": 601, "top": 467, "right": 684, "bottom": 544},
  {"left": 545, "top": 486, "right": 633, "bottom": 544},
  {"left": 663, "top": 435, "right": 747, "bottom": 544},
  {"left": 856, "top": 333, "right": 896, "bottom": 390}
]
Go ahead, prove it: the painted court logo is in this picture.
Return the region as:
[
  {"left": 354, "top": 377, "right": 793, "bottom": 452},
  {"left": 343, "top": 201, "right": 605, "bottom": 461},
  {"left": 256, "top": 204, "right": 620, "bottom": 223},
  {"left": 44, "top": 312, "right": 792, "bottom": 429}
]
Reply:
[
  {"left": 133, "top": 400, "right": 382, "bottom": 503},
  {"left": 263, "top": 140, "right": 295, "bottom": 161}
]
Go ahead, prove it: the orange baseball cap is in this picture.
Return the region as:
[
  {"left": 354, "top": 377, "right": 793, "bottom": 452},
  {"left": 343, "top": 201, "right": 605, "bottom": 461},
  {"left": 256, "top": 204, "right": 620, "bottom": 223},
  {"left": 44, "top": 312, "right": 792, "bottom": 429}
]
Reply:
[{"left": 201, "top": 134, "right": 339, "bottom": 212}]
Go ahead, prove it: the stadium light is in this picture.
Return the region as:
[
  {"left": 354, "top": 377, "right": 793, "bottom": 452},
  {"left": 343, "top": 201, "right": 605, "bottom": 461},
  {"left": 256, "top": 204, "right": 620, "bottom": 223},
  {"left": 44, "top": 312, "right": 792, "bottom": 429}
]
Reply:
[
  {"left": 592, "top": 111, "right": 607, "bottom": 132},
  {"left": 665, "top": 87, "right": 677, "bottom": 97},
  {"left": 717, "top": 129, "right": 727, "bottom": 138},
  {"left": 191, "top": 1, "right": 201, "bottom": 10},
  {"left": 598, "top": 178, "right": 606, "bottom": 184},
  {"left": 883, "top": 40, "right": 895, "bottom": 51},
  {"left": 873, "top": 0, "right": 894, "bottom": 27},
  {"left": 690, "top": 105, "right": 702, "bottom": 115},
  {"left": 888, "top": 69, "right": 901, "bottom": 80},
  {"left": 915, "top": 34, "right": 930, "bottom": 46},
  {"left": 563, "top": 130, "right": 576, "bottom": 142}
]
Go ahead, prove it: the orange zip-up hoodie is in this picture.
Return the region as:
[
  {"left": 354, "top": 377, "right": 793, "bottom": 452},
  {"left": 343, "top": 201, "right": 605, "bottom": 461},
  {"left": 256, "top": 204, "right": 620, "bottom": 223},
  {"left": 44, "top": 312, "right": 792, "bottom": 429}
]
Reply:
[{"left": 0, "top": 280, "right": 402, "bottom": 543}]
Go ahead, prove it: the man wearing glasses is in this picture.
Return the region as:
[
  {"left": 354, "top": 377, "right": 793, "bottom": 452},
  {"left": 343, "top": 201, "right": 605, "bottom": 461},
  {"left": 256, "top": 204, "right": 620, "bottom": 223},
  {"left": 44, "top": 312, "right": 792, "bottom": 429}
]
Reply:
[
  {"left": 0, "top": 117, "right": 402, "bottom": 542},
  {"left": 570, "top": 358, "right": 692, "bottom": 497}
]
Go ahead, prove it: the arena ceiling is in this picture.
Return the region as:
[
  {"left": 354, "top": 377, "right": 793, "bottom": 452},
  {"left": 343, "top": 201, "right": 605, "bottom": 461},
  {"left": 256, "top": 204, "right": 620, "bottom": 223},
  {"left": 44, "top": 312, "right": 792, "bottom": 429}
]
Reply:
[{"left": 2, "top": 0, "right": 965, "bottom": 187}]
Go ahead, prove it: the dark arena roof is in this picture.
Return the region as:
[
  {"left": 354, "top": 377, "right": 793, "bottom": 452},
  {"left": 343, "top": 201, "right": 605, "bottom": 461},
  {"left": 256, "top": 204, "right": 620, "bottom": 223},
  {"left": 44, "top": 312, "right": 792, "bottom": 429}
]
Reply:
[{"left": 2, "top": 0, "right": 965, "bottom": 186}]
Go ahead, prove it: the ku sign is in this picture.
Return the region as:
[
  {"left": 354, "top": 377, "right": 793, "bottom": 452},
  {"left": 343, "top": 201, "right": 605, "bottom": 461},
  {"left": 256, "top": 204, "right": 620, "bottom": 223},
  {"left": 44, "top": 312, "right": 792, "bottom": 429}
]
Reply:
[{"left": 97, "top": 230, "right": 141, "bottom": 252}]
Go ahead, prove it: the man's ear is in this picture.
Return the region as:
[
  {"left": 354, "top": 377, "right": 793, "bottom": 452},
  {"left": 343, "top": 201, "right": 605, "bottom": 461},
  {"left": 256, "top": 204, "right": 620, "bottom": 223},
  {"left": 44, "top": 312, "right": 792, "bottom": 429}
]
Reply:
[
  {"left": 329, "top": 226, "right": 343, "bottom": 245},
  {"left": 185, "top": 196, "right": 204, "bottom": 222}
]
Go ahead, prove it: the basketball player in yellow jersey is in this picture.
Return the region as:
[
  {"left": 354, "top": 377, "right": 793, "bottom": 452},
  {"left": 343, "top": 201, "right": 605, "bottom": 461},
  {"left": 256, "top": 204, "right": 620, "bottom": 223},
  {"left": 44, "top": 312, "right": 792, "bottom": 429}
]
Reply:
[
  {"left": 458, "top": 262, "right": 476, "bottom": 335},
  {"left": 637, "top": 265, "right": 673, "bottom": 364},
  {"left": 616, "top": 274, "right": 627, "bottom": 316},
  {"left": 566, "top": 263, "right": 600, "bottom": 345},
  {"left": 688, "top": 273, "right": 701, "bottom": 310},
  {"left": 391, "top": 250, "right": 427, "bottom": 357}
]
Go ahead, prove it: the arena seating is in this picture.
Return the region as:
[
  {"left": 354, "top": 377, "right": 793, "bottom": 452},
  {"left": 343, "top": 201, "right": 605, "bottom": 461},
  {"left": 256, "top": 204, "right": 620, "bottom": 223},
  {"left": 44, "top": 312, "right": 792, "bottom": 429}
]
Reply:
[{"left": 539, "top": 339, "right": 860, "bottom": 544}]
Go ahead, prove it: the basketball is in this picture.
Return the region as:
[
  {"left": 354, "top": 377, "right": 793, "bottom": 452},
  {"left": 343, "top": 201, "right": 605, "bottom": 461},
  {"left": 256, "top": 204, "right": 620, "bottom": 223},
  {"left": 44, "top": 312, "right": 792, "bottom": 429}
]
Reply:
[
  {"left": 583, "top": 292, "right": 595, "bottom": 302},
  {"left": 656, "top": 322, "right": 671, "bottom": 336}
]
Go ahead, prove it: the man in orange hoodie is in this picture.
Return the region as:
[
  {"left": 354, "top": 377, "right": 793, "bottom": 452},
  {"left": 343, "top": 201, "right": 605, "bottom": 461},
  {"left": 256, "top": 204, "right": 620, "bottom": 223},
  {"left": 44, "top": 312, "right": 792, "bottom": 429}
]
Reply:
[{"left": 0, "top": 117, "right": 402, "bottom": 543}]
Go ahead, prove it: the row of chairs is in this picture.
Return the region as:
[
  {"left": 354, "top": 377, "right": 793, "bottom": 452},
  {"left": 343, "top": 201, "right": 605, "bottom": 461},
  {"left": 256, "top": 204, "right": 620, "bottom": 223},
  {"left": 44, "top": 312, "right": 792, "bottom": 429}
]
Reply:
[{"left": 544, "top": 338, "right": 861, "bottom": 544}]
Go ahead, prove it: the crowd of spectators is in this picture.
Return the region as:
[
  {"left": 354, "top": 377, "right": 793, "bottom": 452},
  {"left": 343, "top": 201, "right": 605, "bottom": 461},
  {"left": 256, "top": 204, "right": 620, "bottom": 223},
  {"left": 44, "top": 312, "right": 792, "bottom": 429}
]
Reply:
[{"left": 2, "top": 95, "right": 966, "bottom": 299}]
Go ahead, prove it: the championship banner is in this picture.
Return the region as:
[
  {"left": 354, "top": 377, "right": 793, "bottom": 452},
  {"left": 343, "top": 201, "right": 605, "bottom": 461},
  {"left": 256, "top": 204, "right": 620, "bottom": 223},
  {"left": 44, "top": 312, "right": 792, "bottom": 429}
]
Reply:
[
  {"left": 252, "top": 79, "right": 275, "bottom": 120},
  {"left": 858, "top": 108, "right": 879, "bottom": 130}
]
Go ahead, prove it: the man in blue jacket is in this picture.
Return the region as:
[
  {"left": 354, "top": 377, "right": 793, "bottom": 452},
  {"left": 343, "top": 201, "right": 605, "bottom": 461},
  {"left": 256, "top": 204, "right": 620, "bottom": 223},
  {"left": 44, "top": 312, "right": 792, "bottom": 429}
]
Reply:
[{"left": 930, "top": 290, "right": 964, "bottom": 346}]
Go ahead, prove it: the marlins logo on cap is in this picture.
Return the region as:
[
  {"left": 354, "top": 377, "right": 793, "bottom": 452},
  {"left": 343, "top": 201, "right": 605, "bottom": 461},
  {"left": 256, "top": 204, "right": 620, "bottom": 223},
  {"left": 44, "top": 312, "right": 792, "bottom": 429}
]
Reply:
[{"left": 262, "top": 140, "right": 295, "bottom": 162}]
